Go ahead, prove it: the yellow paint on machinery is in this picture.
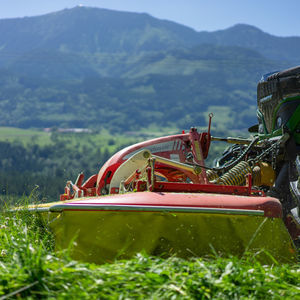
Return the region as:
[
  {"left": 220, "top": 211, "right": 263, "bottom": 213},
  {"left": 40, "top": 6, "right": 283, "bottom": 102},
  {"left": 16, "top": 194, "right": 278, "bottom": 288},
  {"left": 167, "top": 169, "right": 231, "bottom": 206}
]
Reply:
[
  {"left": 258, "top": 162, "right": 276, "bottom": 186},
  {"left": 49, "top": 210, "right": 296, "bottom": 264}
]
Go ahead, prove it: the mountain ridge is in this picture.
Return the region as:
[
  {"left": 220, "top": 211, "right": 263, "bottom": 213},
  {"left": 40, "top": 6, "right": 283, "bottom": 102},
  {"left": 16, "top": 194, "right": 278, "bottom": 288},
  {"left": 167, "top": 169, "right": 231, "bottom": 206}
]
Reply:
[
  {"left": 0, "top": 6, "right": 299, "bottom": 63},
  {"left": 0, "top": 6, "right": 299, "bottom": 132}
]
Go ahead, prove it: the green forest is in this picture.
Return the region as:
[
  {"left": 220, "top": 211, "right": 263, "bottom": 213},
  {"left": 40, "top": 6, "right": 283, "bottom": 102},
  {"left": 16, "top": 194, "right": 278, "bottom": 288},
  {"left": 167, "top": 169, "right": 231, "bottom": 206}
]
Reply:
[{"left": 0, "top": 129, "right": 141, "bottom": 200}]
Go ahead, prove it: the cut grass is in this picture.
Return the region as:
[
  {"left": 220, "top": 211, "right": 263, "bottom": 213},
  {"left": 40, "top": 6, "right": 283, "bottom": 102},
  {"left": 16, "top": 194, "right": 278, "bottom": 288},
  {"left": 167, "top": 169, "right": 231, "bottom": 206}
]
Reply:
[{"left": 0, "top": 203, "right": 299, "bottom": 299}]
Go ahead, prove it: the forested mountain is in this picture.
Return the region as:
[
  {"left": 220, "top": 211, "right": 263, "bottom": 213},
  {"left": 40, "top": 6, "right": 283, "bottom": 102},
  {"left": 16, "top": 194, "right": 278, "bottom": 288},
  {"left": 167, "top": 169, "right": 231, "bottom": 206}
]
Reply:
[
  {"left": 0, "top": 6, "right": 299, "bottom": 132},
  {"left": 196, "top": 24, "right": 300, "bottom": 64},
  {"left": 0, "top": 44, "right": 280, "bottom": 131},
  {"left": 1, "top": 7, "right": 300, "bottom": 63},
  {"left": 0, "top": 6, "right": 200, "bottom": 65}
]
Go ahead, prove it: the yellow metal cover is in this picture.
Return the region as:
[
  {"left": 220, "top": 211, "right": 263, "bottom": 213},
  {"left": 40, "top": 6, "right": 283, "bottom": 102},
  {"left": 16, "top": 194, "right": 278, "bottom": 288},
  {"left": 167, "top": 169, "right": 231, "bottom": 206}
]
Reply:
[{"left": 49, "top": 210, "right": 296, "bottom": 264}]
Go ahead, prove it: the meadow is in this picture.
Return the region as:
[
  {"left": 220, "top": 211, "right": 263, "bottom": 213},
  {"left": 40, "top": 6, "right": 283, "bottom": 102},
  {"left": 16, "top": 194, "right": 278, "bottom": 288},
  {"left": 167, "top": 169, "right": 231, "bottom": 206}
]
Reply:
[
  {"left": 0, "top": 127, "right": 141, "bottom": 202},
  {"left": 0, "top": 127, "right": 138, "bottom": 150}
]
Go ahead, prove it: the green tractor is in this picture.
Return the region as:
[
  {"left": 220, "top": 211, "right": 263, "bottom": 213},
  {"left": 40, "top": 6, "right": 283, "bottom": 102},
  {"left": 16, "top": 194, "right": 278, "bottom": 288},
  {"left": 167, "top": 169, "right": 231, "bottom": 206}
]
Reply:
[
  {"left": 254, "top": 66, "right": 300, "bottom": 243},
  {"left": 217, "top": 66, "right": 300, "bottom": 245},
  {"left": 255, "top": 66, "right": 300, "bottom": 145}
]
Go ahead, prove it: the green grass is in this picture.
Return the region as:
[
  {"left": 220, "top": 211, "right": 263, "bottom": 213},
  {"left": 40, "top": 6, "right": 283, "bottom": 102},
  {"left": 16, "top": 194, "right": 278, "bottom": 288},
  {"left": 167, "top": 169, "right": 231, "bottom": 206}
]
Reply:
[
  {"left": 0, "top": 201, "right": 299, "bottom": 299},
  {"left": 0, "top": 126, "right": 139, "bottom": 152},
  {"left": 0, "top": 125, "right": 247, "bottom": 155},
  {"left": 0, "top": 127, "right": 52, "bottom": 146},
  {"left": 0, "top": 126, "right": 179, "bottom": 151}
]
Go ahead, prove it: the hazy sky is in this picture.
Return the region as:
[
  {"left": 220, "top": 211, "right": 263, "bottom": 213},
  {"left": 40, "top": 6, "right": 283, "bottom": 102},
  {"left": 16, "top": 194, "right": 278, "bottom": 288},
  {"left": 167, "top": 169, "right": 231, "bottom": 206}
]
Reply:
[{"left": 0, "top": 0, "right": 299, "bottom": 37}]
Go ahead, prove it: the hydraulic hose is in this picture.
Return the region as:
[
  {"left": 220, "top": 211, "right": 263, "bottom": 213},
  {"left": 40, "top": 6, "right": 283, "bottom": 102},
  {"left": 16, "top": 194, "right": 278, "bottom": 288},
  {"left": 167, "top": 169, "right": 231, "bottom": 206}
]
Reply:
[{"left": 212, "top": 136, "right": 259, "bottom": 174}]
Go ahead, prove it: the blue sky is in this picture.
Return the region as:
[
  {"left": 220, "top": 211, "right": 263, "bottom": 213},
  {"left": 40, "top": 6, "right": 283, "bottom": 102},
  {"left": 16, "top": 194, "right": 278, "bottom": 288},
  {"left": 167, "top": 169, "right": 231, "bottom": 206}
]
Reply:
[{"left": 0, "top": 0, "right": 299, "bottom": 37}]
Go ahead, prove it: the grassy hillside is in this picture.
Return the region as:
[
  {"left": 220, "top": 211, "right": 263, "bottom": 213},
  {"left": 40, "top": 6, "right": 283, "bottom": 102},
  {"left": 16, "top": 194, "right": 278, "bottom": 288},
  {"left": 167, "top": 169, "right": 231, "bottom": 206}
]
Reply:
[
  {"left": 0, "top": 127, "right": 52, "bottom": 146},
  {"left": 0, "top": 7, "right": 298, "bottom": 132},
  {"left": 0, "top": 127, "right": 138, "bottom": 148},
  {"left": 0, "top": 128, "right": 141, "bottom": 200},
  {"left": 0, "top": 51, "right": 285, "bottom": 132}
]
